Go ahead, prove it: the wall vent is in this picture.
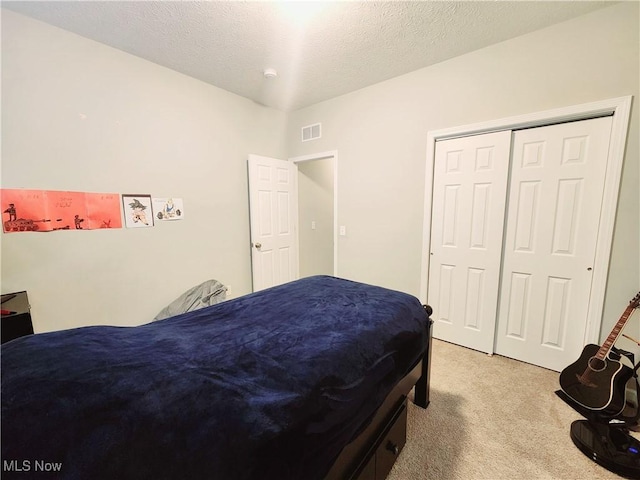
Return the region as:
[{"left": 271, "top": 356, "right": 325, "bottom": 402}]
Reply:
[{"left": 302, "top": 123, "right": 321, "bottom": 142}]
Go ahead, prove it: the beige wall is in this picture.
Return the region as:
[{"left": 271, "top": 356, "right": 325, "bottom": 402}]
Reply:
[
  {"left": 286, "top": 2, "right": 640, "bottom": 344},
  {"left": 1, "top": 10, "right": 287, "bottom": 332}
]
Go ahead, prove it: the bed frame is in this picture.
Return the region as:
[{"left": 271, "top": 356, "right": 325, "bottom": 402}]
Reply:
[{"left": 325, "top": 307, "right": 433, "bottom": 480}]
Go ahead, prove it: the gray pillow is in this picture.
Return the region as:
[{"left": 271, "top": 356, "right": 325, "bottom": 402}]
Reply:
[{"left": 154, "top": 279, "right": 227, "bottom": 321}]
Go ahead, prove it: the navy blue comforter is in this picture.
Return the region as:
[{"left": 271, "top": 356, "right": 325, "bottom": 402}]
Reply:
[{"left": 1, "top": 276, "right": 429, "bottom": 480}]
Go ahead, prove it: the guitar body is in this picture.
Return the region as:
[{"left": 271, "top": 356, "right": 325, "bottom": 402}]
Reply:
[{"left": 559, "top": 344, "right": 634, "bottom": 416}]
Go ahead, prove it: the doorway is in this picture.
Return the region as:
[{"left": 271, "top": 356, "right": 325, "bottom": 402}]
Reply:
[{"left": 291, "top": 151, "right": 338, "bottom": 277}]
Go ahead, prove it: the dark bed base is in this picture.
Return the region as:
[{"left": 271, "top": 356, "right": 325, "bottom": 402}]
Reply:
[{"left": 325, "top": 315, "right": 433, "bottom": 480}]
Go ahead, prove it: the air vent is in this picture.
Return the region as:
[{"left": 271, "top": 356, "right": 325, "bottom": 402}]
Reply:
[{"left": 302, "top": 123, "right": 321, "bottom": 142}]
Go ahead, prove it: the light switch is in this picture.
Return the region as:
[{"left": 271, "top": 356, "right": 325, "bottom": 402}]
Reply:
[
  {"left": 311, "top": 221, "right": 316, "bottom": 230},
  {"left": 339, "top": 225, "right": 346, "bottom": 236}
]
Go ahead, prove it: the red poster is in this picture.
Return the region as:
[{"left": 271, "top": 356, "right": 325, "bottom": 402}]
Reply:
[
  {"left": 2, "top": 189, "right": 123, "bottom": 232},
  {"left": 45, "top": 190, "right": 87, "bottom": 231},
  {"left": 1, "top": 189, "right": 52, "bottom": 232},
  {"left": 85, "top": 193, "right": 122, "bottom": 229}
]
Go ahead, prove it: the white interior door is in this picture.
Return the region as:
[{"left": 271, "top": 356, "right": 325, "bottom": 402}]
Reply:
[
  {"left": 428, "top": 131, "right": 512, "bottom": 353},
  {"left": 495, "top": 116, "right": 613, "bottom": 371},
  {"left": 248, "top": 154, "right": 299, "bottom": 292}
]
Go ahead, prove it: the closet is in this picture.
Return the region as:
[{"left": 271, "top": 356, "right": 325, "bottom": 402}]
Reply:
[{"left": 427, "top": 115, "right": 614, "bottom": 372}]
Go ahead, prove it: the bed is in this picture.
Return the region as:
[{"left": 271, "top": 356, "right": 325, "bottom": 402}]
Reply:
[{"left": 1, "top": 275, "right": 432, "bottom": 480}]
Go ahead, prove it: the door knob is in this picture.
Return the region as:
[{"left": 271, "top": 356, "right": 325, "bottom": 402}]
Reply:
[{"left": 255, "top": 243, "right": 262, "bottom": 249}]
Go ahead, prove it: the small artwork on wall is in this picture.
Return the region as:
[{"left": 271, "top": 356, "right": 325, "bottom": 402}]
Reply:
[
  {"left": 122, "top": 194, "right": 154, "bottom": 228},
  {"left": 85, "top": 193, "right": 123, "bottom": 229},
  {"left": 152, "top": 197, "right": 184, "bottom": 221},
  {"left": 2, "top": 189, "right": 53, "bottom": 232}
]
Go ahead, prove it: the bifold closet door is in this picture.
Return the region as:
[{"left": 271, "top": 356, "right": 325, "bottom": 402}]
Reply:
[
  {"left": 494, "top": 116, "right": 613, "bottom": 372},
  {"left": 428, "top": 131, "right": 511, "bottom": 354}
]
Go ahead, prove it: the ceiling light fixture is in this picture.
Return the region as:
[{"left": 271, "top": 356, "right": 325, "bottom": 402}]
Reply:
[{"left": 263, "top": 68, "right": 278, "bottom": 79}]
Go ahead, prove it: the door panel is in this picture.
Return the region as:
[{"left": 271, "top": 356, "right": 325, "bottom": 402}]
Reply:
[
  {"left": 428, "top": 130, "right": 512, "bottom": 353},
  {"left": 248, "top": 155, "right": 299, "bottom": 292},
  {"left": 495, "top": 116, "right": 613, "bottom": 371}
]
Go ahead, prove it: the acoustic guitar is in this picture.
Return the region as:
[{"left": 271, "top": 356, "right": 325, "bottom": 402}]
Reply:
[{"left": 559, "top": 292, "right": 640, "bottom": 416}]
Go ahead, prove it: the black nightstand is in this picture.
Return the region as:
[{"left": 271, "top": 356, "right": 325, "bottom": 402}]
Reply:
[{"left": 1, "top": 291, "right": 34, "bottom": 344}]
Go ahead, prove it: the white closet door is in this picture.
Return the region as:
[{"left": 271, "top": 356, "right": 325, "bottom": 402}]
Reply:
[
  {"left": 428, "top": 131, "right": 512, "bottom": 353},
  {"left": 495, "top": 116, "right": 613, "bottom": 371}
]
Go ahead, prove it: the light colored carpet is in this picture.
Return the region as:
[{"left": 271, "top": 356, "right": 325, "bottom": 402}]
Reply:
[{"left": 388, "top": 339, "right": 637, "bottom": 480}]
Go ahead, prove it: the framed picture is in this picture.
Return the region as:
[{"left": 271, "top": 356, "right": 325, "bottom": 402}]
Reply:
[{"left": 122, "top": 194, "right": 154, "bottom": 228}]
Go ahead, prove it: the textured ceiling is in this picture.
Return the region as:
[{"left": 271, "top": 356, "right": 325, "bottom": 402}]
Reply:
[{"left": 2, "top": 1, "right": 615, "bottom": 112}]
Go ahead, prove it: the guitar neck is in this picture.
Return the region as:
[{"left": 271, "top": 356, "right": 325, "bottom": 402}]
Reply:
[{"left": 596, "top": 304, "right": 637, "bottom": 360}]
